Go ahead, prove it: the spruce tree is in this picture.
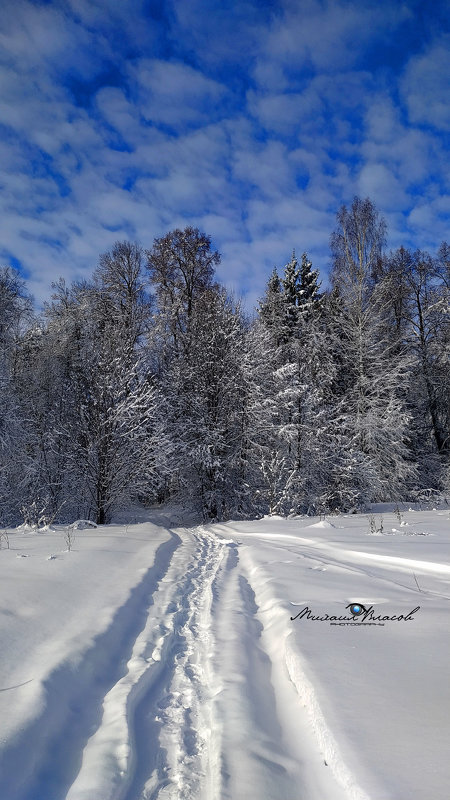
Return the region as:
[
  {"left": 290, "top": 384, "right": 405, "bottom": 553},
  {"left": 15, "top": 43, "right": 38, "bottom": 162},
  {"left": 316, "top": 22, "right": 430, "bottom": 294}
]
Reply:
[
  {"left": 258, "top": 268, "right": 286, "bottom": 346},
  {"left": 298, "top": 252, "right": 321, "bottom": 313}
]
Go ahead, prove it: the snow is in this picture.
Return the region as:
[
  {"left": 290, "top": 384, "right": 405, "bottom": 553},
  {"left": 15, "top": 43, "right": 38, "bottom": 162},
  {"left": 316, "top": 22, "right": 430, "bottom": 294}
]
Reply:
[
  {"left": 69, "top": 520, "right": 99, "bottom": 530},
  {"left": 0, "top": 508, "right": 449, "bottom": 799}
]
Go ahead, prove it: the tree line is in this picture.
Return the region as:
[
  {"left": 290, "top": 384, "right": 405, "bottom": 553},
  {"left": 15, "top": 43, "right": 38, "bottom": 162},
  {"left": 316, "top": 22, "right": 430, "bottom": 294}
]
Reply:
[{"left": 0, "top": 197, "right": 448, "bottom": 525}]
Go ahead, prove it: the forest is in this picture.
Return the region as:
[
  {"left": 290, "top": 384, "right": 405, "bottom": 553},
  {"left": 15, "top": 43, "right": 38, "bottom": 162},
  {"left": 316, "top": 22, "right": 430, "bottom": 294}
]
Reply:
[{"left": 0, "top": 197, "right": 448, "bottom": 525}]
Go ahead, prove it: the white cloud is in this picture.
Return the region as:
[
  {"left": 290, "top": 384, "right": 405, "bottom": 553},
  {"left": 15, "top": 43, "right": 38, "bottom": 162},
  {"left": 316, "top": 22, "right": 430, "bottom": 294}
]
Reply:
[
  {"left": 257, "top": 0, "right": 411, "bottom": 74},
  {"left": 358, "top": 163, "right": 408, "bottom": 210},
  {"left": 247, "top": 88, "right": 325, "bottom": 135},
  {"left": 401, "top": 39, "right": 450, "bottom": 131},
  {"left": 232, "top": 139, "right": 295, "bottom": 197},
  {"left": 0, "top": 0, "right": 447, "bottom": 311},
  {"left": 362, "top": 98, "right": 436, "bottom": 185},
  {"left": 130, "top": 59, "right": 228, "bottom": 127}
]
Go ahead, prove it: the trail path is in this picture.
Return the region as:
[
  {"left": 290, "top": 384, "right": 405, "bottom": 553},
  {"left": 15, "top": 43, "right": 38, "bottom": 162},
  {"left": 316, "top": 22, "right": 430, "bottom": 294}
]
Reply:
[{"left": 65, "top": 525, "right": 349, "bottom": 800}]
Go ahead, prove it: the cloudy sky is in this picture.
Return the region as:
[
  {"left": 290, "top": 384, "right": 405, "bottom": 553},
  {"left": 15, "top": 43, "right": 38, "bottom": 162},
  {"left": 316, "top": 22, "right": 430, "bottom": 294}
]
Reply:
[{"left": 0, "top": 0, "right": 449, "bottom": 309}]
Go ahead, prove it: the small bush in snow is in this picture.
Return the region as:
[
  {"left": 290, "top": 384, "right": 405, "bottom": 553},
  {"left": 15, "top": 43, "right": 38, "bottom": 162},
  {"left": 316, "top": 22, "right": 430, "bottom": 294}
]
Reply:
[
  {"left": 21, "top": 500, "right": 51, "bottom": 529},
  {"left": 394, "top": 504, "right": 403, "bottom": 525},
  {"left": 368, "top": 514, "right": 384, "bottom": 535},
  {"left": 0, "top": 531, "right": 10, "bottom": 549},
  {"left": 63, "top": 527, "right": 75, "bottom": 552}
]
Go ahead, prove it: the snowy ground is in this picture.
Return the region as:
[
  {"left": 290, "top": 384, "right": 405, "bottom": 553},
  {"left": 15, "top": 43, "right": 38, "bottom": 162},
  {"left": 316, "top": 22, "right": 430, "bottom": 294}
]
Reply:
[{"left": 0, "top": 506, "right": 449, "bottom": 800}]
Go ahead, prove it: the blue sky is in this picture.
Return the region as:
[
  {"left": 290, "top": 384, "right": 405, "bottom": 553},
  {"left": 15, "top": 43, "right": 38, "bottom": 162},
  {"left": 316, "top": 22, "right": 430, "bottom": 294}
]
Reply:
[{"left": 0, "top": 0, "right": 449, "bottom": 309}]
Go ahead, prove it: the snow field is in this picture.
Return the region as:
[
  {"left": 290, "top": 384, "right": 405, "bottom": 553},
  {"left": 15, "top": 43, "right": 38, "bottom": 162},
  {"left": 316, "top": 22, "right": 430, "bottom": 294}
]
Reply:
[
  {"left": 215, "top": 509, "right": 450, "bottom": 800},
  {"left": 0, "top": 508, "right": 449, "bottom": 800}
]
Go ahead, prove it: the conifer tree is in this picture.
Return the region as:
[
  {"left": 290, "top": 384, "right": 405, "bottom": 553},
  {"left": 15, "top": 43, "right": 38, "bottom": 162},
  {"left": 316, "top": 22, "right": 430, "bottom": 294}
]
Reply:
[
  {"left": 282, "top": 250, "right": 300, "bottom": 332},
  {"left": 258, "top": 268, "right": 286, "bottom": 346},
  {"left": 255, "top": 251, "right": 333, "bottom": 514},
  {"left": 298, "top": 252, "right": 321, "bottom": 313}
]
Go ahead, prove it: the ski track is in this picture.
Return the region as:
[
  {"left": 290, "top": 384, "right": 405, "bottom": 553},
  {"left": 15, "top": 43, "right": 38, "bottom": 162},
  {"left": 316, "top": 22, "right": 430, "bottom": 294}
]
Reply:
[
  {"left": 0, "top": 521, "right": 402, "bottom": 800},
  {"left": 284, "top": 540, "right": 450, "bottom": 601},
  {"left": 65, "top": 525, "right": 227, "bottom": 800}
]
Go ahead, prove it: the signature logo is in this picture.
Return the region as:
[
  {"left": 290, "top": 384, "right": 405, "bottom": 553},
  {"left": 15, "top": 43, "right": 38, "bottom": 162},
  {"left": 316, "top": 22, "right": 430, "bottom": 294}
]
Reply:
[
  {"left": 347, "top": 603, "right": 366, "bottom": 618},
  {"left": 290, "top": 603, "right": 420, "bottom": 626}
]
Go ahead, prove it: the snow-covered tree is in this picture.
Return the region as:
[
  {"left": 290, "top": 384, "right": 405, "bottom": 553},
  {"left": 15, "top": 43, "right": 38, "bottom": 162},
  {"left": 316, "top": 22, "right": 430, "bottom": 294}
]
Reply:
[
  {"left": 0, "top": 213, "right": 446, "bottom": 525},
  {"left": 329, "top": 198, "right": 415, "bottom": 504},
  {"left": 252, "top": 251, "right": 335, "bottom": 514},
  {"left": 0, "top": 267, "right": 33, "bottom": 524},
  {"left": 258, "top": 268, "right": 286, "bottom": 346},
  {"left": 146, "top": 226, "right": 219, "bottom": 362},
  {"left": 162, "top": 288, "right": 248, "bottom": 520},
  {"left": 378, "top": 246, "right": 449, "bottom": 488},
  {"left": 95, "top": 240, "right": 152, "bottom": 346},
  {"left": 298, "top": 252, "right": 321, "bottom": 313},
  {"left": 39, "top": 270, "right": 167, "bottom": 524}
]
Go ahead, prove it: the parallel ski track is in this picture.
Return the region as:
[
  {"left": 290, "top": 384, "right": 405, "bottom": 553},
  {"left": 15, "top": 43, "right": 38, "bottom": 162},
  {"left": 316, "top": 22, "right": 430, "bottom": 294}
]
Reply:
[{"left": 117, "top": 526, "right": 226, "bottom": 800}]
